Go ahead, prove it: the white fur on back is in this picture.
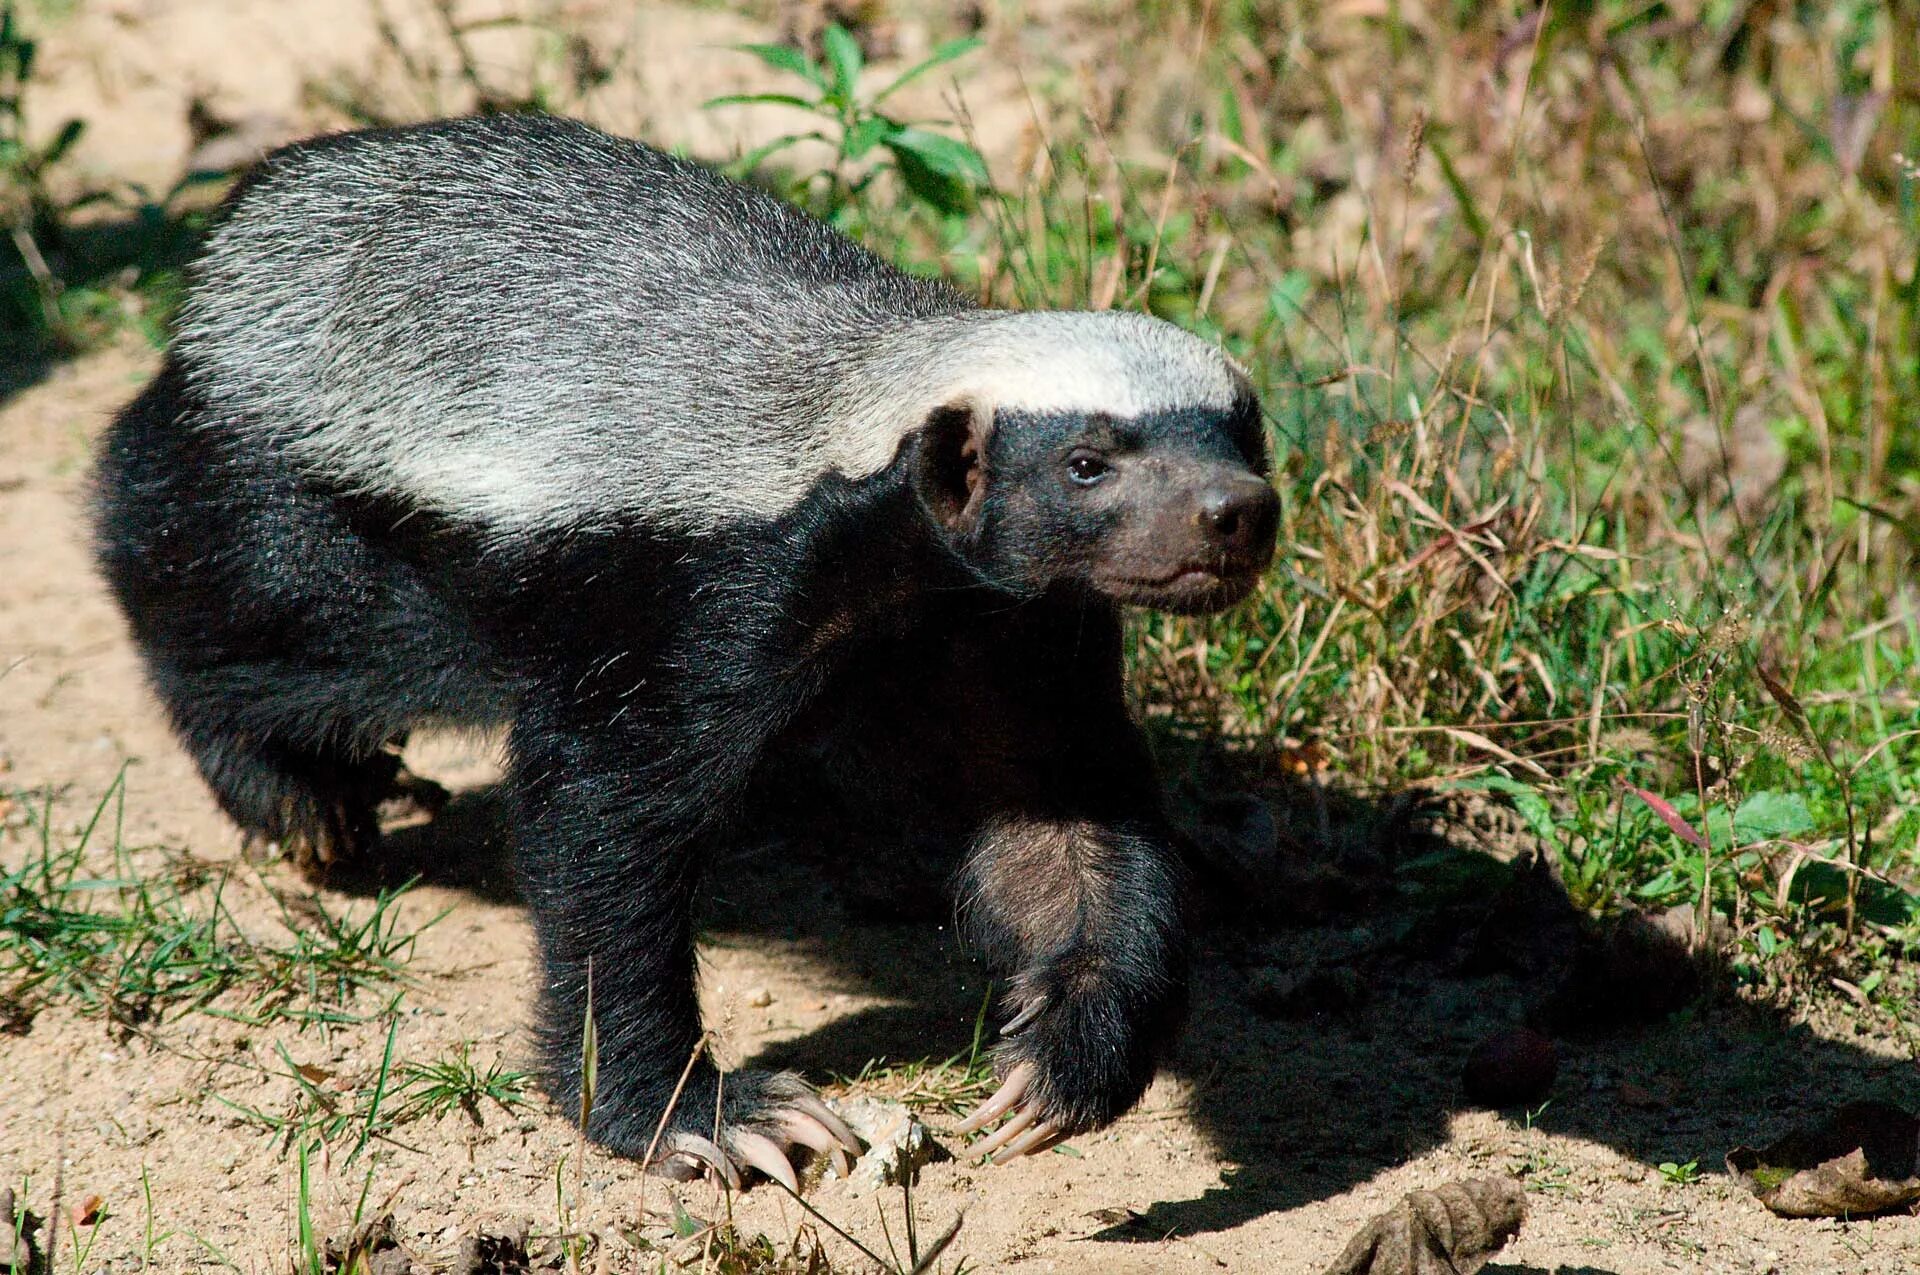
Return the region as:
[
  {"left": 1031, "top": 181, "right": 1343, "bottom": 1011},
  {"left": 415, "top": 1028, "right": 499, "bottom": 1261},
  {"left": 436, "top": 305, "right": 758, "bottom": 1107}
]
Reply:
[{"left": 173, "top": 117, "right": 1246, "bottom": 537}]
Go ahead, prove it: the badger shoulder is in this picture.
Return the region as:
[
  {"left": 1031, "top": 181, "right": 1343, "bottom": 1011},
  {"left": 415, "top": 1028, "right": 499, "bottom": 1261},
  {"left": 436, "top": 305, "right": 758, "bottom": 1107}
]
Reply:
[{"left": 171, "top": 115, "right": 1244, "bottom": 540}]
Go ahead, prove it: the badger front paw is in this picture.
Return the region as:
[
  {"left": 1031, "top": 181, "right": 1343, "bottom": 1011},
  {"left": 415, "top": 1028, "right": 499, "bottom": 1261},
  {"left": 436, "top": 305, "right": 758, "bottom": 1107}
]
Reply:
[
  {"left": 642, "top": 1071, "right": 863, "bottom": 1192},
  {"left": 957, "top": 972, "right": 1177, "bottom": 1163}
]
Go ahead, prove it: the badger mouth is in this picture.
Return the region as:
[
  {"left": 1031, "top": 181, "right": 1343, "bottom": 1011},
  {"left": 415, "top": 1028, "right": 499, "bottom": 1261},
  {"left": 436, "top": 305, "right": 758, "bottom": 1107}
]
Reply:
[{"left": 1096, "top": 561, "right": 1266, "bottom": 614}]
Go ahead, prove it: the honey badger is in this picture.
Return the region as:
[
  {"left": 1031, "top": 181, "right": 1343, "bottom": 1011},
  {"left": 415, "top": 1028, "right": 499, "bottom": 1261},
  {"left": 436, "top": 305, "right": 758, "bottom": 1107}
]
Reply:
[{"left": 91, "top": 113, "right": 1279, "bottom": 1188}]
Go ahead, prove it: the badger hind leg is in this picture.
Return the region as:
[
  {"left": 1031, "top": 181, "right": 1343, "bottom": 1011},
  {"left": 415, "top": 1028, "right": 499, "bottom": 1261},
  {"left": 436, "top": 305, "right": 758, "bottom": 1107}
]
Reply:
[{"left": 93, "top": 359, "right": 468, "bottom": 878}]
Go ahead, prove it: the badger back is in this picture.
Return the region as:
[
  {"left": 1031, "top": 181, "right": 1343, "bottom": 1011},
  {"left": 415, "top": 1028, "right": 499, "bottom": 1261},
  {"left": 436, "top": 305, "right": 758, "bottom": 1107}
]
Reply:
[
  {"left": 174, "top": 113, "right": 971, "bottom": 537},
  {"left": 177, "top": 114, "right": 1249, "bottom": 539}
]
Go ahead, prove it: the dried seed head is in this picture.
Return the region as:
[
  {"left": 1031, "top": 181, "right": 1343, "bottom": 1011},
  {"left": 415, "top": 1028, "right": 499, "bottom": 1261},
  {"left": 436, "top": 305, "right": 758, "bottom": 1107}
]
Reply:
[
  {"left": 1754, "top": 723, "right": 1816, "bottom": 764},
  {"left": 1703, "top": 607, "right": 1750, "bottom": 654},
  {"left": 1562, "top": 233, "right": 1606, "bottom": 315},
  {"left": 1402, "top": 109, "right": 1429, "bottom": 184}
]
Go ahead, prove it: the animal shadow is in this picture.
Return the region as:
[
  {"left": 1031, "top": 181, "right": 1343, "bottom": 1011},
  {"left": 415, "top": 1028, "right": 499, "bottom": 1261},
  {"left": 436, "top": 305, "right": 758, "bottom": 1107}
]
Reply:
[{"left": 340, "top": 760, "right": 1919, "bottom": 1245}]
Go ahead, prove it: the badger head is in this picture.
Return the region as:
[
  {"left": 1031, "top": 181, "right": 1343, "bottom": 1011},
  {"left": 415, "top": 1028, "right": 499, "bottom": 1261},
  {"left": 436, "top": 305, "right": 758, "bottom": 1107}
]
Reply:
[{"left": 908, "top": 312, "right": 1278, "bottom": 615}]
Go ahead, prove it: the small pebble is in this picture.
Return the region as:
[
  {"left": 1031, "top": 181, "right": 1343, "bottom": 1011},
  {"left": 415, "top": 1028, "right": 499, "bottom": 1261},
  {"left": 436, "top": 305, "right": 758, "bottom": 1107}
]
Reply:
[{"left": 1462, "top": 1027, "right": 1558, "bottom": 1108}]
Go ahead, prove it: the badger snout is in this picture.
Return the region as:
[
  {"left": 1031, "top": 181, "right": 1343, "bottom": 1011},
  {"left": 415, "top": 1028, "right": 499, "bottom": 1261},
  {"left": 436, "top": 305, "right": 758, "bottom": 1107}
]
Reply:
[
  {"left": 1091, "top": 462, "right": 1278, "bottom": 615},
  {"left": 1193, "top": 472, "right": 1279, "bottom": 566}
]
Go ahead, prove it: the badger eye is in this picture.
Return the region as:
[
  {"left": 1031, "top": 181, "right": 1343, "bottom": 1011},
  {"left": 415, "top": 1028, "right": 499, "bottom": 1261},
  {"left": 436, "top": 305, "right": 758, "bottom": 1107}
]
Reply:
[{"left": 1066, "top": 453, "right": 1111, "bottom": 486}]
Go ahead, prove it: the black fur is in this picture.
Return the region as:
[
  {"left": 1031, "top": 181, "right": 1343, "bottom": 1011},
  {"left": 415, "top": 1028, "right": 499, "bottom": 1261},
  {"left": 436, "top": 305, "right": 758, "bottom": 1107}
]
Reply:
[{"left": 91, "top": 115, "right": 1276, "bottom": 1175}]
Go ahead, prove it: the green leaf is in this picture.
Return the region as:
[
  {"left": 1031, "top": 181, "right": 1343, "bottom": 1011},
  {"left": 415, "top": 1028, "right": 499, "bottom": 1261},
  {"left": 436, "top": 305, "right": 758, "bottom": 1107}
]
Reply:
[
  {"left": 887, "top": 127, "right": 989, "bottom": 213},
  {"left": 1427, "top": 134, "right": 1488, "bottom": 243},
  {"left": 843, "top": 114, "right": 899, "bottom": 160},
  {"left": 822, "top": 23, "right": 863, "bottom": 102},
  {"left": 1636, "top": 868, "right": 1682, "bottom": 899},
  {"left": 885, "top": 127, "right": 989, "bottom": 181},
  {"left": 1266, "top": 270, "right": 1311, "bottom": 318},
  {"left": 1394, "top": 846, "right": 1514, "bottom": 903},
  {"left": 38, "top": 117, "right": 83, "bottom": 166},
  {"left": 1219, "top": 82, "right": 1246, "bottom": 148},
  {"left": 1732, "top": 791, "right": 1816, "bottom": 843},
  {"left": 873, "top": 36, "right": 983, "bottom": 103},
  {"left": 720, "top": 131, "right": 827, "bottom": 178},
  {"left": 701, "top": 93, "right": 819, "bottom": 111},
  {"left": 578, "top": 977, "right": 598, "bottom": 1131},
  {"left": 732, "top": 41, "right": 825, "bottom": 89},
  {"left": 1790, "top": 861, "right": 1920, "bottom": 927}
]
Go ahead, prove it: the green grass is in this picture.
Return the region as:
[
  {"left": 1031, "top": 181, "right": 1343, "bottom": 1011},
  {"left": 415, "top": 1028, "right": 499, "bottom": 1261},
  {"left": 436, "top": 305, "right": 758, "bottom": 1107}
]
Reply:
[
  {"left": 391, "top": 1041, "right": 534, "bottom": 1125},
  {"left": 833, "top": 987, "right": 997, "bottom": 1122},
  {"left": 0, "top": 773, "right": 436, "bottom": 1031}
]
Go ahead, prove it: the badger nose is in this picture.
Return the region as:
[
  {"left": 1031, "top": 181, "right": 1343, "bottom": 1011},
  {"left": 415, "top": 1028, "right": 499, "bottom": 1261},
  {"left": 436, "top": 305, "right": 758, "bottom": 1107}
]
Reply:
[{"left": 1195, "top": 476, "right": 1279, "bottom": 559}]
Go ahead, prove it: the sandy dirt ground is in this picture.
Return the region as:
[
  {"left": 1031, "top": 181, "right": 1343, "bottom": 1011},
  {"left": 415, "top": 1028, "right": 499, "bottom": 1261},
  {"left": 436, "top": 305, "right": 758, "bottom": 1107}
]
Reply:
[{"left": 3, "top": 4, "right": 1919, "bottom": 1273}]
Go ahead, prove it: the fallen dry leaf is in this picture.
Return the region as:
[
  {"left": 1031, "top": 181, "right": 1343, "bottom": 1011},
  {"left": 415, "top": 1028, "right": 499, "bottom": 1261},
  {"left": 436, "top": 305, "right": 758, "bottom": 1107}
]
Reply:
[
  {"left": 1321, "top": 1176, "right": 1526, "bottom": 1275},
  {"left": 73, "top": 1193, "right": 105, "bottom": 1226},
  {"left": 1727, "top": 1101, "right": 1920, "bottom": 1218}
]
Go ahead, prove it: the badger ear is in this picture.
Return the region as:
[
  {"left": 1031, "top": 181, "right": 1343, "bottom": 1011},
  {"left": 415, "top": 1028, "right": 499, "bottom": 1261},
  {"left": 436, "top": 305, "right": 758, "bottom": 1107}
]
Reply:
[{"left": 914, "top": 397, "right": 994, "bottom": 534}]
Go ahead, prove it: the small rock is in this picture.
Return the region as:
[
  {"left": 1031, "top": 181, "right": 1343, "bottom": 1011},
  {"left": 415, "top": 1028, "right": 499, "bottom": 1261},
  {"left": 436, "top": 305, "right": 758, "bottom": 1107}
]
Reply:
[
  {"left": 453, "top": 1218, "right": 533, "bottom": 1274},
  {"left": 323, "top": 1213, "right": 413, "bottom": 1275},
  {"left": 1461, "top": 1027, "right": 1558, "bottom": 1109},
  {"left": 746, "top": 987, "right": 773, "bottom": 1008},
  {"left": 823, "top": 1096, "right": 942, "bottom": 1196}
]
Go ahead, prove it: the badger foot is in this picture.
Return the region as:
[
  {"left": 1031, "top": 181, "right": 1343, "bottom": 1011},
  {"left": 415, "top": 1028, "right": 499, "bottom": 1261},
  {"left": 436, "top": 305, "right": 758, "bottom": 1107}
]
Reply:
[
  {"left": 243, "top": 790, "right": 381, "bottom": 878},
  {"left": 650, "top": 1087, "right": 862, "bottom": 1192},
  {"left": 245, "top": 756, "right": 449, "bottom": 878},
  {"left": 957, "top": 1063, "right": 1068, "bottom": 1162},
  {"left": 957, "top": 978, "right": 1169, "bottom": 1164}
]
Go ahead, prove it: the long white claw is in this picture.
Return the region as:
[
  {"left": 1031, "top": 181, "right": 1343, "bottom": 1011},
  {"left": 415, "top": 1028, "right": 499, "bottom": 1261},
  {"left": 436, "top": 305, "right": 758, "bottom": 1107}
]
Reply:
[
  {"left": 789, "top": 1091, "right": 863, "bottom": 1155},
  {"left": 776, "top": 1111, "right": 840, "bottom": 1153},
  {"left": 991, "top": 1119, "right": 1061, "bottom": 1165},
  {"left": 732, "top": 1130, "right": 800, "bottom": 1193},
  {"left": 956, "top": 1063, "right": 1033, "bottom": 1135},
  {"left": 669, "top": 1132, "right": 741, "bottom": 1190},
  {"left": 999, "top": 999, "right": 1044, "bottom": 1037},
  {"left": 971, "top": 1103, "right": 1038, "bottom": 1159},
  {"left": 778, "top": 1111, "right": 856, "bottom": 1178}
]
